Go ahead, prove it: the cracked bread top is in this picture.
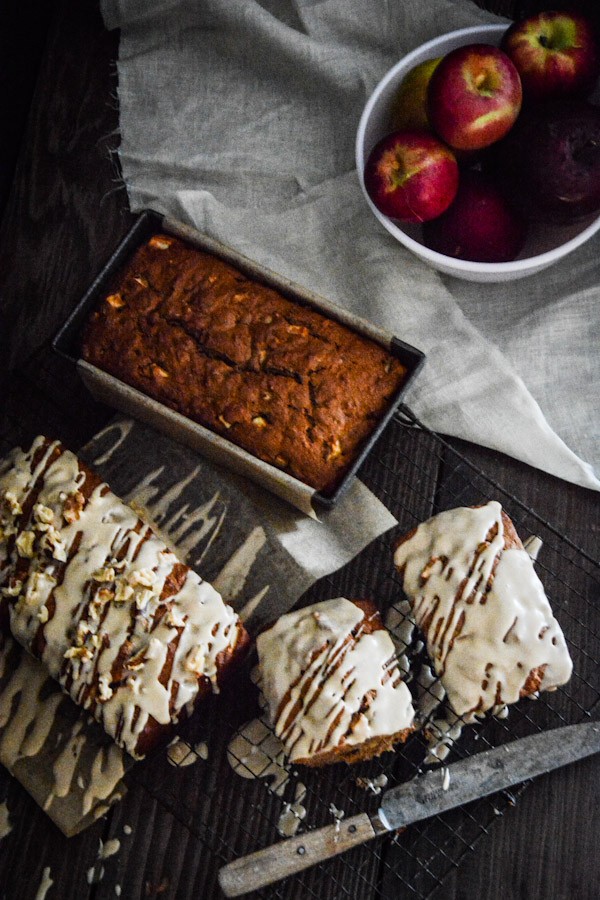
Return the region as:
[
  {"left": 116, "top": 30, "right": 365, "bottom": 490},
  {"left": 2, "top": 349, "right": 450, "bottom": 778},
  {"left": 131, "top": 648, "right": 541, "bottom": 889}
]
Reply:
[{"left": 81, "top": 234, "right": 408, "bottom": 494}]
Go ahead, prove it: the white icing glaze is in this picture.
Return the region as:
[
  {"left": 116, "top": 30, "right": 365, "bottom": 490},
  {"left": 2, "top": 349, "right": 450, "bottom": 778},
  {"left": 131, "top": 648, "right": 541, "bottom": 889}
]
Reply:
[
  {"left": 394, "top": 502, "right": 573, "bottom": 718},
  {"left": 166, "top": 738, "right": 208, "bottom": 767},
  {"left": 0, "top": 437, "right": 244, "bottom": 757},
  {"left": 256, "top": 598, "right": 414, "bottom": 763},
  {"left": 0, "top": 632, "right": 127, "bottom": 826},
  {"left": 100, "top": 837, "right": 121, "bottom": 859},
  {"left": 34, "top": 867, "right": 53, "bottom": 900},
  {"left": 277, "top": 782, "right": 307, "bottom": 837},
  {"left": 227, "top": 717, "right": 290, "bottom": 796},
  {"left": 0, "top": 646, "right": 63, "bottom": 770},
  {"left": 356, "top": 773, "right": 388, "bottom": 795}
]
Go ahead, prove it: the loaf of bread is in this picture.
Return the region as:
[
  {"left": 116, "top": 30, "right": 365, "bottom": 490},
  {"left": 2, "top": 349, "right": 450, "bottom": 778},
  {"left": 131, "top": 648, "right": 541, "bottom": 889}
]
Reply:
[
  {"left": 256, "top": 597, "right": 414, "bottom": 766},
  {"left": 81, "top": 234, "right": 408, "bottom": 494},
  {"left": 0, "top": 436, "right": 250, "bottom": 758},
  {"left": 393, "top": 501, "right": 573, "bottom": 720}
]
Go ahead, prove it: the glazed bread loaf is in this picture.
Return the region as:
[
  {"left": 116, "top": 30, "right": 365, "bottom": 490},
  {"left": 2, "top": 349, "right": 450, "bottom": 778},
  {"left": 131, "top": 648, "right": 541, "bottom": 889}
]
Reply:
[
  {"left": 256, "top": 597, "right": 414, "bottom": 766},
  {"left": 393, "top": 501, "right": 573, "bottom": 720},
  {"left": 0, "top": 436, "right": 250, "bottom": 758},
  {"left": 81, "top": 234, "right": 408, "bottom": 494}
]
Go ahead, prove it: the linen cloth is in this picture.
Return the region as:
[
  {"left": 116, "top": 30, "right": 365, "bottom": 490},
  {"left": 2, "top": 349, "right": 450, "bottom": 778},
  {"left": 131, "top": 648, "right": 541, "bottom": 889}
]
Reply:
[{"left": 101, "top": 0, "right": 600, "bottom": 492}]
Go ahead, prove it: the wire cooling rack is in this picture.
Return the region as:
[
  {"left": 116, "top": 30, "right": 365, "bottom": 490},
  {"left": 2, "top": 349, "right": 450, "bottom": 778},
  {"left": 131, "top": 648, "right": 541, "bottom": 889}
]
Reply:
[{"left": 128, "top": 406, "right": 600, "bottom": 900}]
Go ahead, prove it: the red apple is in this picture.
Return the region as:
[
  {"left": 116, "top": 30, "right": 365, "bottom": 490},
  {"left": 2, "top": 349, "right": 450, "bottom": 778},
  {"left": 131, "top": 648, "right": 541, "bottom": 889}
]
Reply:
[
  {"left": 486, "top": 100, "right": 600, "bottom": 223},
  {"left": 363, "top": 129, "right": 459, "bottom": 223},
  {"left": 427, "top": 43, "right": 522, "bottom": 151},
  {"left": 501, "top": 10, "right": 600, "bottom": 103},
  {"left": 422, "top": 171, "right": 527, "bottom": 263}
]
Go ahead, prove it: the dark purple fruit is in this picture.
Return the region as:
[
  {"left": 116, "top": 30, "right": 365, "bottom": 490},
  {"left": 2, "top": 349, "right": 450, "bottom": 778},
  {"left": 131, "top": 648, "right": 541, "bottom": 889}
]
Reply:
[
  {"left": 486, "top": 101, "right": 600, "bottom": 223},
  {"left": 422, "top": 171, "right": 527, "bottom": 263}
]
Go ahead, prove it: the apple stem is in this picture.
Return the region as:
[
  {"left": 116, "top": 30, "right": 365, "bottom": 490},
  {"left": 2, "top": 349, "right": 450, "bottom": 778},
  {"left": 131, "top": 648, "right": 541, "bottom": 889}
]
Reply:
[{"left": 538, "top": 35, "right": 549, "bottom": 49}]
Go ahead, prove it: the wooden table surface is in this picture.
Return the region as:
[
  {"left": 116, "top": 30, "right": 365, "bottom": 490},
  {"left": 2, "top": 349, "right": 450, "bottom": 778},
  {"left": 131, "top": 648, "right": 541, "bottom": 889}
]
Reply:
[{"left": 0, "top": 2, "right": 599, "bottom": 899}]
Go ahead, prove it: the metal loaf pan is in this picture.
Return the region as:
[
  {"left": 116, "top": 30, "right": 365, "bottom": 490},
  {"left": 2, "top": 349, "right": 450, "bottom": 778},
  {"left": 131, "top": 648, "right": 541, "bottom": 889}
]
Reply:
[{"left": 53, "top": 210, "right": 426, "bottom": 516}]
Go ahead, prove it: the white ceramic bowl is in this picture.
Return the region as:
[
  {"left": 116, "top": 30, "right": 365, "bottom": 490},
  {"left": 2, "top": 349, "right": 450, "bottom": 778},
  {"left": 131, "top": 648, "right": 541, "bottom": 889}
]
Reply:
[{"left": 356, "top": 24, "right": 600, "bottom": 282}]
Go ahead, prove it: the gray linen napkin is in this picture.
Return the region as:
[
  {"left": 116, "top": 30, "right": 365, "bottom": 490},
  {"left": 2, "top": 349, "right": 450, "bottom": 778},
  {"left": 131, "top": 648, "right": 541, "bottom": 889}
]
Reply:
[{"left": 101, "top": 0, "right": 600, "bottom": 491}]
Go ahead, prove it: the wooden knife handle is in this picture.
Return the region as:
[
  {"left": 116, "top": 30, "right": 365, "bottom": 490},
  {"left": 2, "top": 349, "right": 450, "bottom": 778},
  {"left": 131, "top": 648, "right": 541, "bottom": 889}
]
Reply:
[{"left": 218, "top": 811, "right": 387, "bottom": 897}]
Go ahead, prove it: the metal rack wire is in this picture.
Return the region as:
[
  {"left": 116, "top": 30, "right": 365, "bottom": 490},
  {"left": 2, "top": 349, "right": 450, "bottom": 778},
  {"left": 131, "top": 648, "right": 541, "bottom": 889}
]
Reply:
[{"left": 129, "top": 407, "right": 600, "bottom": 899}]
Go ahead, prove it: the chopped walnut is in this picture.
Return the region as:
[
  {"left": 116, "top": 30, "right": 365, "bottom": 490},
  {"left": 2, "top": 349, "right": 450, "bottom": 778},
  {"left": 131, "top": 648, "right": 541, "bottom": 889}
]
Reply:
[
  {"left": 134, "top": 588, "right": 154, "bottom": 611},
  {"left": 15, "top": 530, "right": 36, "bottom": 558},
  {"left": 218, "top": 415, "right": 232, "bottom": 430},
  {"left": 64, "top": 645, "right": 93, "bottom": 661},
  {"left": 24, "top": 571, "right": 56, "bottom": 605},
  {"left": 92, "top": 566, "right": 116, "bottom": 583},
  {"left": 88, "top": 633, "right": 102, "bottom": 650},
  {"left": 150, "top": 363, "right": 169, "bottom": 378},
  {"left": 106, "top": 293, "right": 126, "bottom": 309},
  {"left": 33, "top": 504, "right": 54, "bottom": 525},
  {"left": 149, "top": 236, "right": 172, "bottom": 250},
  {"left": 130, "top": 569, "right": 156, "bottom": 588},
  {"left": 287, "top": 324, "right": 307, "bottom": 336},
  {"left": 115, "top": 582, "right": 134, "bottom": 604},
  {"left": 41, "top": 528, "right": 67, "bottom": 562},
  {"left": 3, "top": 490, "right": 22, "bottom": 516},
  {"left": 63, "top": 491, "right": 85, "bottom": 524},
  {"left": 275, "top": 455, "right": 288, "bottom": 467},
  {"left": 133, "top": 275, "right": 148, "bottom": 288},
  {"left": 76, "top": 620, "right": 91, "bottom": 642},
  {"left": 97, "top": 588, "right": 115, "bottom": 604},
  {"left": 233, "top": 293, "right": 247, "bottom": 301},
  {"left": 252, "top": 416, "right": 268, "bottom": 429}
]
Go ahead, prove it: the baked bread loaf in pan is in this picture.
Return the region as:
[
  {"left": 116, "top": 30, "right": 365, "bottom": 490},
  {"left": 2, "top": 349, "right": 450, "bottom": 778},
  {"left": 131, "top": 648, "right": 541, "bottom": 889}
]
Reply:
[
  {"left": 393, "top": 501, "right": 573, "bottom": 719},
  {"left": 256, "top": 597, "right": 415, "bottom": 766},
  {"left": 0, "top": 436, "right": 250, "bottom": 758},
  {"left": 80, "top": 233, "right": 409, "bottom": 496}
]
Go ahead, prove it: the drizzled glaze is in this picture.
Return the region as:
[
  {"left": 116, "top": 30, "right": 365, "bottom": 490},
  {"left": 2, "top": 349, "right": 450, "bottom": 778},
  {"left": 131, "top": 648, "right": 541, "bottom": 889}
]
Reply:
[
  {"left": 0, "top": 437, "right": 245, "bottom": 757},
  {"left": 256, "top": 598, "right": 414, "bottom": 764},
  {"left": 394, "top": 502, "right": 573, "bottom": 719}
]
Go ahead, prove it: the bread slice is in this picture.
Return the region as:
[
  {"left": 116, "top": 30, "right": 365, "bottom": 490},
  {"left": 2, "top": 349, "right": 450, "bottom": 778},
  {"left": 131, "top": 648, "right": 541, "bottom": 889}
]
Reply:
[
  {"left": 256, "top": 597, "right": 414, "bottom": 766},
  {"left": 393, "top": 501, "right": 572, "bottom": 719}
]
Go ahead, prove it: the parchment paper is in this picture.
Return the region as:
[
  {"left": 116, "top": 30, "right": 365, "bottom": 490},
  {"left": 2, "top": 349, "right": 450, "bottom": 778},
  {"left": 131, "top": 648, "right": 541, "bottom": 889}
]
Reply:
[{"left": 0, "top": 418, "right": 396, "bottom": 834}]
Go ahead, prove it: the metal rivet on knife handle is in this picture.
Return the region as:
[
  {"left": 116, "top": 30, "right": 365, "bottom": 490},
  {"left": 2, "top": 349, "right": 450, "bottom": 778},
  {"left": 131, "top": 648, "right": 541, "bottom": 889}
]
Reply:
[{"left": 217, "top": 812, "right": 387, "bottom": 897}]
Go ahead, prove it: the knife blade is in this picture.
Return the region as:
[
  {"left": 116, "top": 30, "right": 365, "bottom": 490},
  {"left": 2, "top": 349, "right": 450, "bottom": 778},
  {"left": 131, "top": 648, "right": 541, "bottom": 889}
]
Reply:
[{"left": 218, "top": 721, "right": 600, "bottom": 897}]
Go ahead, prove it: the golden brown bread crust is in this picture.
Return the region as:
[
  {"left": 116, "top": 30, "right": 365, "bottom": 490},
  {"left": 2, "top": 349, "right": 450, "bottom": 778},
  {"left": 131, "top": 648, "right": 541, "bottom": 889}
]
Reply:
[{"left": 81, "top": 234, "right": 408, "bottom": 494}]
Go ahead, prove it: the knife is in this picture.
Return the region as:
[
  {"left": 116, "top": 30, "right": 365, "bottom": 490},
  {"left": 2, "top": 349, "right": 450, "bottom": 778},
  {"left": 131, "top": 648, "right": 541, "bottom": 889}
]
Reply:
[{"left": 218, "top": 721, "right": 600, "bottom": 897}]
